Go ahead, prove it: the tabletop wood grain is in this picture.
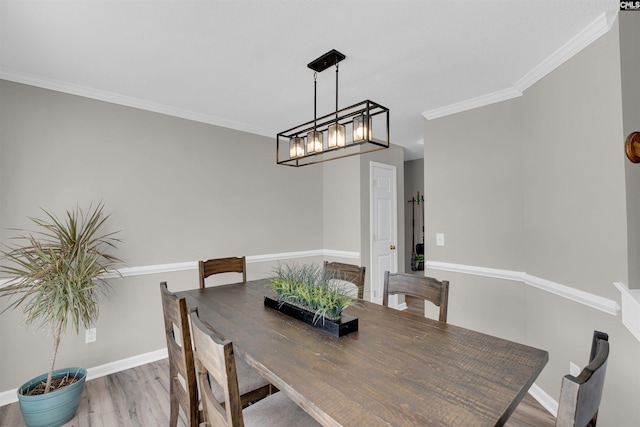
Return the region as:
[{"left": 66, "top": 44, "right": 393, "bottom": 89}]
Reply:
[{"left": 178, "top": 280, "right": 548, "bottom": 427}]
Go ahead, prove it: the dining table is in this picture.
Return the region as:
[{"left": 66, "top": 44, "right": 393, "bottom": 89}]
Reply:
[{"left": 177, "top": 279, "right": 548, "bottom": 427}]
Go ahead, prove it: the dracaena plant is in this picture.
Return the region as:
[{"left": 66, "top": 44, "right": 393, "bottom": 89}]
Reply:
[{"left": 0, "top": 203, "right": 122, "bottom": 394}]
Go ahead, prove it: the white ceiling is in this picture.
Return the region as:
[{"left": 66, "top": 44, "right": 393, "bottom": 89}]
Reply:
[{"left": 0, "top": 1, "right": 620, "bottom": 161}]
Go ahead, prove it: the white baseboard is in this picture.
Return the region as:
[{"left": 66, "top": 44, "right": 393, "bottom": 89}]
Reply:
[
  {"left": 85, "top": 348, "right": 168, "bottom": 381},
  {"left": 528, "top": 383, "right": 558, "bottom": 417},
  {"left": 0, "top": 348, "right": 168, "bottom": 407},
  {"left": 0, "top": 388, "right": 17, "bottom": 407}
]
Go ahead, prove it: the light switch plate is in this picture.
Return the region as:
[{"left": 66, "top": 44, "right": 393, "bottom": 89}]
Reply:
[{"left": 436, "top": 233, "right": 445, "bottom": 246}]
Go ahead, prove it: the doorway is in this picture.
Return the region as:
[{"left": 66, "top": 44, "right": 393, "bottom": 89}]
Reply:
[{"left": 369, "top": 162, "right": 398, "bottom": 305}]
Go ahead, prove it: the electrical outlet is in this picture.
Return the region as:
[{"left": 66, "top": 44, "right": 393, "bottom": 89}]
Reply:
[
  {"left": 569, "top": 361, "right": 580, "bottom": 376},
  {"left": 436, "top": 233, "right": 445, "bottom": 246},
  {"left": 85, "top": 327, "right": 96, "bottom": 343}
]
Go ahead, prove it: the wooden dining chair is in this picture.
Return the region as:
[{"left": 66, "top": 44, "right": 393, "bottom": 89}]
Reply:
[
  {"left": 199, "top": 256, "right": 246, "bottom": 288},
  {"left": 189, "top": 310, "right": 321, "bottom": 427},
  {"left": 323, "top": 261, "right": 366, "bottom": 299},
  {"left": 555, "top": 331, "right": 609, "bottom": 427},
  {"left": 160, "top": 282, "right": 200, "bottom": 427},
  {"left": 382, "top": 272, "right": 449, "bottom": 323},
  {"left": 160, "top": 282, "right": 273, "bottom": 427}
]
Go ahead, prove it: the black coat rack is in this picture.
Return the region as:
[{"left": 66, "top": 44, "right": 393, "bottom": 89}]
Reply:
[{"left": 408, "top": 192, "right": 424, "bottom": 271}]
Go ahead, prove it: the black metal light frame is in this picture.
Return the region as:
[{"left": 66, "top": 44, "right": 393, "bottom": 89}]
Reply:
[{"left": 277, "top": 50, "right": 390, "bottom": 167}]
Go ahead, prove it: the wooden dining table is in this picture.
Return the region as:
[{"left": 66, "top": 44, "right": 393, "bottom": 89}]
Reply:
[{"left": 177, "top": 279, "right": 548, "bottom": 427}]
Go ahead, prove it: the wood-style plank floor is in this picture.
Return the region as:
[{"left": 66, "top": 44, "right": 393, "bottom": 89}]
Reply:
[
  {"left": 0, "top": 359, "right": 184, "bottom": 427},
  {"left": 0, "top": 358, "right": 555, "bottom": 426}
]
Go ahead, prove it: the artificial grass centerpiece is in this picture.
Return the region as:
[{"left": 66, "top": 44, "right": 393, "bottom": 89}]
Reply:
[{"left": 268, "top": 263, "right": 357, "bottom": 324}]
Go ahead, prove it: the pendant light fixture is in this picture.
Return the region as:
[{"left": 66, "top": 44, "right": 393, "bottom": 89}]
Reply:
[{"left": 277, "top": 49, "right": 389, "bottom": 167}]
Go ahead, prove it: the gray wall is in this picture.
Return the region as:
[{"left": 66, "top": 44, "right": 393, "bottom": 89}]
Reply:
[
  {"left": 425, "top": 98, "right": 525, "bottom": 271},
  {"left": 621, "top": 12, "right": 640, "bottom": 290},
  {"left": 521, "top": 18, "right": 638, "bottom": 426},
  {"left": 0, "top": 79, "right": 328, "bottom": 390},
  {"left": 424, "top": 96, "right": 527, "bottom": 343},
  {"left": 322, "top": 156, "right": 361, "bottom": 253},
  {"left": 424, "top": 17, "right": 640, "bottom": 426},
  {"left": 0, "top": 78, "right": 406, "bottom": 394}
]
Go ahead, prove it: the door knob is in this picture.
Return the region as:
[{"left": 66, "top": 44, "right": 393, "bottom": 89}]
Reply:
[{"left": 390, "top": 244, "right": 396, "bottom": 250}]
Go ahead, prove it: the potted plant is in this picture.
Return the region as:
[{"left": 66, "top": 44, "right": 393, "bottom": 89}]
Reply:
[
  {"left": 265, "top": 263, "right": 360, "bottom": 337},
  {"left": 0, "top": 203, "right": 121, "bottom": 427},
  {"left": 413, "top": 254, "right": 424, "bottom": 271}
]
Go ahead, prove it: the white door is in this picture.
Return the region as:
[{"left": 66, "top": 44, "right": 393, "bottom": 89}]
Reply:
[{"left": 370, "top": 162, "right": 398, "bottom": 305}]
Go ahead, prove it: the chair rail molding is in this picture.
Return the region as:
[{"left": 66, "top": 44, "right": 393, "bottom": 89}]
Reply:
[
  {"left": 426, "top": 260, "right": 620, "bottom": 316},
  {"left": 0, "top": 249, "right": 360, "bottom": 281},
  {"left": 613, "top": 282, "right": 640, "bottom": 342}
]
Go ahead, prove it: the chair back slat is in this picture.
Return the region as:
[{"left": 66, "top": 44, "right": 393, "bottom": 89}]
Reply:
[
  {"left": 323, "top": 261, "right": 366, "bottom": 299},
  {"left": 556, "top": 331, "right": 609, "bottom": 427},
  {"left": 383, "top": 272, "right": 449, "bottom": 323},
  {"left": 190, "top": 312, "right": 245, "bottom": 427},
  {"left": 199, "top": 257, "right": 247, "bottom": 288}
]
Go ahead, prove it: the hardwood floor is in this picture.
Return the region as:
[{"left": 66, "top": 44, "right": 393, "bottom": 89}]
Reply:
[
  {"left": 0, "top": 359, "right": 186, "bottom": 427},
  {"left": 0, "top": 358, "right": 555, "bottom": 426}
]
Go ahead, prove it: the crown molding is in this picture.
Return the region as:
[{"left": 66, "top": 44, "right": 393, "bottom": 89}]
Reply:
[
  {"left": 0, "top": 68, "right": 274, "bottom": 138},
  {"left": 422, "top": 87, "right": 522, "bottom": 120},
  {"left": 514, "top": 11, "right": 615, "bottom": 92},
  {"left": 423, "top": 11, "right": 616, "bottom": 121},
  {"left": 1, "top": 11, "right": 617, "bottom": 132}
]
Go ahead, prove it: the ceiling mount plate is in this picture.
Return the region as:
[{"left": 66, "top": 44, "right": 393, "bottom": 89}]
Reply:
[{"left": 308, "top": 49, "right": 346, "bottom": 73}]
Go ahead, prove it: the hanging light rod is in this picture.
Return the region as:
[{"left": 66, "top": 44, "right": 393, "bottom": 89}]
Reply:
[{"left": 277, "top": 49, "right": 389, "bottom": 167}]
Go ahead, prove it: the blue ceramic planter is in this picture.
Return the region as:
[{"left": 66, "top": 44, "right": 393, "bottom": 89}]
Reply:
[{"left": 17, "top": 367, "right": 87, "bottom": 427}]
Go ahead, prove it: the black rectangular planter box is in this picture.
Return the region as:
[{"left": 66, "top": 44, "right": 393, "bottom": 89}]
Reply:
[{"left": 264, "top": 296, "right": 358, "bottom": 337}]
